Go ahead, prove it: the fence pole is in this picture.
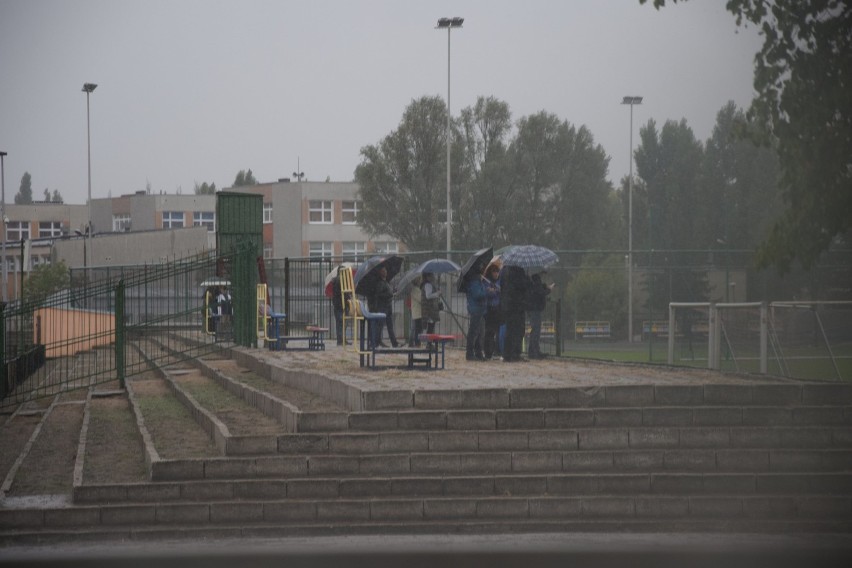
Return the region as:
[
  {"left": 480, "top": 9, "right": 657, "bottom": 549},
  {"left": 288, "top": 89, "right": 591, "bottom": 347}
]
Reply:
[
  {"left": 0, "top": 302, "right": 6, "bottom": 401},
  {"left": 668, "top": 304, "right": 675, "bottom": 365},
  {"left": 115, "top": 279, "right": 125, "bottom": 389},
  {"left": 760, "top": 302, "right": 768, "bottom": 374},
  {"left": 284, "top": 257, "right": 291, "bottom": 336},
  {"left": 555, "top": 298, "right": 562, "bottom": 357}
]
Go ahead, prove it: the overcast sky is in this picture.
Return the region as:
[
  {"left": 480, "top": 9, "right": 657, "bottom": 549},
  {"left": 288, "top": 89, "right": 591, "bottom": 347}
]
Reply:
[{"left": 0, "top": 0, "right": 763, "bottom": 206}]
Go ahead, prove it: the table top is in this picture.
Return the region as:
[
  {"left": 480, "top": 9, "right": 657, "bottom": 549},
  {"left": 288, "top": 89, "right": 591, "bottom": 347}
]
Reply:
[{"left": 419, "top": 334, "right": 458, "bottom": 342}]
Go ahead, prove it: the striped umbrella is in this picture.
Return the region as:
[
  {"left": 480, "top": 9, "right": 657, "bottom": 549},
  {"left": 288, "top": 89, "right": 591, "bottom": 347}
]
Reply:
[{"left": 500, "top": 245, "right": 558, "bottom": 270}]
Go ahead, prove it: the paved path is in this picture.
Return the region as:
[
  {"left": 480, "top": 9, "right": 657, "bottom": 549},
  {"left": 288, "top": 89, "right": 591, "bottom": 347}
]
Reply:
[{"left": 251, "top": 343, "right": 794, "bottom": 392}]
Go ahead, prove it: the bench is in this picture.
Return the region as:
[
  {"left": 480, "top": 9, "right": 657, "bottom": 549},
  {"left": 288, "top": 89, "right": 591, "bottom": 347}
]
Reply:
[
  {"left": 267, "top": 316, "right": 328, "bottom": 351},
  {"left": 574, "top": 320, "right": 611, "bottom": 339},
  {"left": 419, "top": 333, "right": 457, "bottom": 370},
  {"left": 642, "top": 320, "right": 669, "bottom": 338}
]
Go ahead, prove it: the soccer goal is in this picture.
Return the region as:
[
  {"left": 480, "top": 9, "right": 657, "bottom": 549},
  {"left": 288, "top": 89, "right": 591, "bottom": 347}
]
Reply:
[{"left": 668, "top": 301, "right": 852, "bottom": 381}]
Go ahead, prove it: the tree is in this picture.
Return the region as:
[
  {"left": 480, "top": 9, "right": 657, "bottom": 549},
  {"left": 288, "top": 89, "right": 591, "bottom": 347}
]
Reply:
[
  {"left": 51, "top": 190, "right": 63, "bottom": 203},
  {"left": 355, "top": 96, "right": 452, "bottom": 251},
  {"left": 565, "top": 254, "right": 628, "bottom": 334},
  {"left": 233, "top": 170, "right": 257, "bottom": 187},
  {"left": 22, "top": 261, "right": 70, "bottom": 305},
  {"left": 634, "top": 118, "right": 709, "bottom": 303},
  {"left": 643, "top": 0, "right": 852, "bottom": 272},
  {"left": 503, "top": 112, "right": 618, "bottom": 250},
  {"left": 194, "top": 182, "right": 217, "bottom": 195},
  {"left": 454, "top": 96, "right": 514, "bottom": 249},
  {"left": 15, "top": 172, "right": 33, "bottom": 204},
  {"left": 700, "top": 101, "right": 782, "bottom": 250}
]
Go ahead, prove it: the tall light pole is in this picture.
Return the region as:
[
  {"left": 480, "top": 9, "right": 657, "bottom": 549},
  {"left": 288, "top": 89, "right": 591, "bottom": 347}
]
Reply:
[
  {"left": 82, "top": 82, "right": 97, "bottom": 271},
  {"left": 0, "top": 150, "right": 7, "bottom": 302},
  {"left": 436, "top": 17, "right": 463, "bottom": 255},
  {"left": 622, "top": 95, "right": 642, "bottom": 343}
]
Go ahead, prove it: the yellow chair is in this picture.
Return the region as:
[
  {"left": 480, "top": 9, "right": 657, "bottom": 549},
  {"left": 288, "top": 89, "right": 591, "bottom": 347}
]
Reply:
[{"left": 339, "top": 266, "right": 360, "bottom": 349}]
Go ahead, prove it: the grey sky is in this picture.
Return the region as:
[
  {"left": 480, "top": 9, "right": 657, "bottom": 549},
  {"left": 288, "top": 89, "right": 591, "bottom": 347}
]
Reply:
[{"left": 0, "top": 0, "right": 762, "bottom": 206}]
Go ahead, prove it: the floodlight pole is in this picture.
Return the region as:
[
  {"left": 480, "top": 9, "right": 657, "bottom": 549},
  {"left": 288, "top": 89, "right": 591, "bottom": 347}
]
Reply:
[
  {"left": 0, "top": 151, "right": 7, "bottom": 302},
  {"left": 622, "top": 95, "right": 642, "bottom": 343},
  {"left": 437, "top": 17, "right": 463, "bottom": 256},
  {"left": 83, "top": 82, "right": 97, "bottom": 272}
]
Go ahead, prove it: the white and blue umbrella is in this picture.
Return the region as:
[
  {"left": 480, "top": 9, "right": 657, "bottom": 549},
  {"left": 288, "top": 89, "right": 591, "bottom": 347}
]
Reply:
[
  {"left": 500, "top": 245, "right": 558, "bottom": 270},
  {"left": 395, "top": 258, "right": 461, "bottom": 297}
]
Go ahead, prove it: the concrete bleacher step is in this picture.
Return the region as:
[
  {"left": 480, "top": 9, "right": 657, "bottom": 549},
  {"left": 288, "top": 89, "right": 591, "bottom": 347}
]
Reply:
[
  {"left": 4, "top": 493, "right": 851, "bottom": 540},
  {"left": 71, "top": 471, "right": 852, "bottom": 506}
]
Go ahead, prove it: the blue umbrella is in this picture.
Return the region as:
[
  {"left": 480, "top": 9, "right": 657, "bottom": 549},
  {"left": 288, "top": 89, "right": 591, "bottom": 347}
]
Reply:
[
  {"left": 500, "top": 245, "right": 558, "bottom": 270},
  {"left": 394, "top": 258, "right": 461, "bottom": 297}
]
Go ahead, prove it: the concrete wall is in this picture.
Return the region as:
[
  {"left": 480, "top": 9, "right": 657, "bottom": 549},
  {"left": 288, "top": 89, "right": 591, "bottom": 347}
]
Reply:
[{"left": 35, "top": 306, "right": 114, "bottom": 358}]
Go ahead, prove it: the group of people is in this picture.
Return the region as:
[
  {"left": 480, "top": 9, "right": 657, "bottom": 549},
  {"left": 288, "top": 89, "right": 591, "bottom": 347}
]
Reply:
[
  {"left": 328, "top": 265, "right": 443, "bottom": 349},
  {"left": 328, "top": 260, "right": 554, "bottom": 360},
  {"left": 462, "top": 263, "right": 554, "bottom": 362}
]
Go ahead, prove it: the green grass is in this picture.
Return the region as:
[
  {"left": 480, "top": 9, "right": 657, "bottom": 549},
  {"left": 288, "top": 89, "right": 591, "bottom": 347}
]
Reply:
[{"left": 561, "top": 340, "right": 852, "bottom": 381}]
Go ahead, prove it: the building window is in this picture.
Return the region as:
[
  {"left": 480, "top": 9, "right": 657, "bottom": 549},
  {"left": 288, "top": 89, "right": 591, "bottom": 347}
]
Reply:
[
  {"left": 163, "top": 211, "right": 185, "bottom": 229},
  {"left": 39, "top": 221, "right": 64, "bottom": 238},
  {"left": 308, "top": 200, "right": 332, "bottom": 224},
  {"left": 113, "top": 214, "right": 131, "bottom": 232},
  {"left": 263, "top": 244, "right": 273, "bottom": 260},
  {"left": 263, "top": 203, "right": 273, "bottom": 224},
  {"left": 193, "top": 211, "right": 215, "bottom": 232},
  {"left": 341, "top": 200, "right": 360, "bottom": 224},
  {"left": 6, "top": 221, "right": 29, "bottom": 242},
  {"left": 308, "top": 241, "right": 333, "bottom": 258},
  {"left": 374, "top": 241, "right": 399, "bottom": 254},
  {"left": 342, "top": 241, "right": 366, "bottom": 261}
]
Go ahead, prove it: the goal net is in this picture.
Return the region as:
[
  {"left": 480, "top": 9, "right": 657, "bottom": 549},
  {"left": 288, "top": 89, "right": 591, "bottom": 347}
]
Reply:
[{"left": 668, "top": 301, "right": 852, "bottom": 381}]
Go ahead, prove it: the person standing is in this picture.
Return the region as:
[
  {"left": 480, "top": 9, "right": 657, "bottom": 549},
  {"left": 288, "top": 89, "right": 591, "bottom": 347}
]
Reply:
[
  {"left": 526, "top": 272, "right": 553, "bottom": 359},
  {"left": 409, "top": 275, "right": 423, "bottom": 346},
  {"left": 420, "top": 272, "right": 442, "bottom": 335},
  {"left": 500, "top": 265, "right": 528, "bottom": 362},
  {"left": 331, "top": 269, "right": 345, "bottom": 345},
  {"left": 482, "top": 264, "right": 502, "bottom": 359},
  {"left": 464, "top": 268, "right": 488, "bottom": 361},
  {"left": 368, "top": 266, "right": 398, "bottom": 348}
]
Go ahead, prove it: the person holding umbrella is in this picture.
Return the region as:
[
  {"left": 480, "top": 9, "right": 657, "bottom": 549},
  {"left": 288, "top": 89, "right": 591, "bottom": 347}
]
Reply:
[
  {"left": 463, "top": 264, "right": 489, "bottom": 361},
  {"left": 500, "top": 265, "right": 529, "bottom": 362},
  {"left": 421, "top": 272, "right": 442, "bottom": 334},
  {"left": 526, "top": 271, "right": 554, "bottom": 359},
  {"left": 368, "top": 266, "right": 398, "bottom": 348},
  {"left": 483, "top": 263, "right": 503, "bottom": 359}
]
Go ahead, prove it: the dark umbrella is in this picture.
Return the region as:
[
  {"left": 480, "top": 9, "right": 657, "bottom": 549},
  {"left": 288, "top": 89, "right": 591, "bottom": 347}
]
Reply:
[
  {"left": 456, "top": 247, "right": 493, "bottom": 292},
  {"left": 500, "top": 244, "right": 558, "bottom": 270},
  {"left": 354, "top": 255, "right": 404, "bottom": 296},
  {"left": 394, "top": 258, "right": 461, "bottom": 297}
]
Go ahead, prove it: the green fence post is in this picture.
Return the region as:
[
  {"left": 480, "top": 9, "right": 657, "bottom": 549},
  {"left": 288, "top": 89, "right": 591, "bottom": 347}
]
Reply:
[{"left": 115, "top": 279, "right": 125, "bottom": 389}]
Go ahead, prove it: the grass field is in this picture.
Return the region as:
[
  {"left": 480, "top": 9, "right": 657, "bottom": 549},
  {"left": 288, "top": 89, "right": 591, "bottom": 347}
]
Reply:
[{"left": 561, "top": 339, "right": 852, "bottom": 382}]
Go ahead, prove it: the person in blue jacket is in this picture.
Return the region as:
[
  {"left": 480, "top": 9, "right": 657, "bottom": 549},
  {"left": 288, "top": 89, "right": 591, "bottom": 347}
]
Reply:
[{"left": 464, "top": 267, "right": 489, "bottom": 361}]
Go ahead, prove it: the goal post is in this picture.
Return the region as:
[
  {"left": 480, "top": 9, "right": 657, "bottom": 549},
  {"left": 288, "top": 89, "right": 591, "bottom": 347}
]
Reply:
[{"left": 669, "top": 300, "right": 852, "bottom": 380}]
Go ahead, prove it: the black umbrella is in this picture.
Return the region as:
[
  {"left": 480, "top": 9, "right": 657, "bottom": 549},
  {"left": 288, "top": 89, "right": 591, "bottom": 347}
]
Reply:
[
  {"left": 354, "top": 255, "right": 404, "bottom": 296},
  {"left": 456, "top": 247, "right": 493, "bottom": 292}
]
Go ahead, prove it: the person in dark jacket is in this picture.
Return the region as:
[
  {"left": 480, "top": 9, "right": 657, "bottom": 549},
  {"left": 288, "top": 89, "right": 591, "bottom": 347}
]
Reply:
[
  {"left": 331, "top": 270, "right": 345, "bottom": 345},
  {"left": 526, "top": 272, "right": 553, "bottom": 359},
  {"left": 482, "top": 264, "right": 502, "bottom": 359},
  {"left": 499, "top": 265, "right": 529, "bottom": 362},
  {"left": 464, "top": 268, "right": 488, "bottom": 361},
  {"left": 368, "top": 266, "right": 398, "bottom": 348}
]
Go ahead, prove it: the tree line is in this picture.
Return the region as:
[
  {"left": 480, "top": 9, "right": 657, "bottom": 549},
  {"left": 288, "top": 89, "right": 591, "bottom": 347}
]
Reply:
[{"left": 354, "top": 96, "right": 782, "bottom": 258}]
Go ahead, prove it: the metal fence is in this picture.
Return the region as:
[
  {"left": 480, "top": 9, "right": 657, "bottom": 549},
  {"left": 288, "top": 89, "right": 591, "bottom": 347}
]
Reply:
[{"left": 1, "top": 243, "right": 260, "bottom": 410}]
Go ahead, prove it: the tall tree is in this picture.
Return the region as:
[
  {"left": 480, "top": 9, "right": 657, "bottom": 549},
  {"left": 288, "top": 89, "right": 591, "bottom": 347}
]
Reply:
[
  {"left": 635, "top": 118, "right": 709, "bottom": 304},
  {"left": 643, "top": 0, "right": 852, "bottom": 272},
  {"left": 51, "top": 189, "right": 63, "bottom": 203},
  {"left": 233, "top": 169, "right": 257, "bottom": 187},
  {"left": 454, "top": 96, "right": 514, "bottom": 249},
  {"left": 194, "top": 182, "right": 217, "bottom": 195},
  {"left": 355, "top": 96, "right": 453, "bottom": 251},
  {"left": 15, "top": 172, "right": 33, "bottom": 204},
  {"left": 700, "top": 101, "right": 782, "bottom": 250}
]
